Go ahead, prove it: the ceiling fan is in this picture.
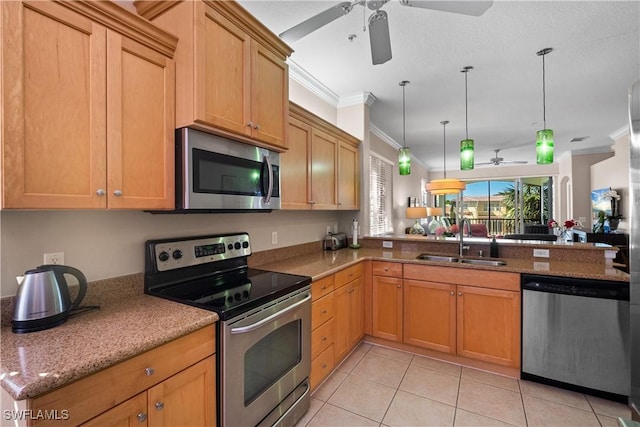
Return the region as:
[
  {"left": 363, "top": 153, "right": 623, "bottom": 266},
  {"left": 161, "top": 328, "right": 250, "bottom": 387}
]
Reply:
[
  {"left": 475, "top": 149, "right": 528, "bottom": 166},
  {"left": 279, "top": 0, "right": 493, "bottom": 65}
]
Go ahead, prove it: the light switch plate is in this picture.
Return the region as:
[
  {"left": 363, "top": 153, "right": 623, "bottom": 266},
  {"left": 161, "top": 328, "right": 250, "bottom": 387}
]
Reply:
[
  {"left": 382, "top": 241, "right": 393, "bottom": 248},
  {"left": 533, "top": 248, "right": 549, "bottom": 258}
]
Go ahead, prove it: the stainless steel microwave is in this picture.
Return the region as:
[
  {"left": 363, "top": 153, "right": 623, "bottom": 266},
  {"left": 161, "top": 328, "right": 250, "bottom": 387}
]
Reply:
[{"left": 176, "top": 128, "right": 280, "bottom": 211}]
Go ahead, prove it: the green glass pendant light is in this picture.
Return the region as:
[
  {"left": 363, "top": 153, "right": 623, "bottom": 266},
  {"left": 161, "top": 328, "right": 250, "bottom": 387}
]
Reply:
[
  {"left": 460, "top": 66, "right": 474, "bottom": 170},
  {"left": 536, "top": 48, "right": 554, "bottom": 165},
  {"left": 398, "top": 80, "right": 411, "bottom": 175}
]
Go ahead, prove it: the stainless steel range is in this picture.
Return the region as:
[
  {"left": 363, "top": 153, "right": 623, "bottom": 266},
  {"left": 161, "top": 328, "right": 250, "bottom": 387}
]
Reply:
[{"left": 144, "top": 233, "right": 311, "bottom": 427}]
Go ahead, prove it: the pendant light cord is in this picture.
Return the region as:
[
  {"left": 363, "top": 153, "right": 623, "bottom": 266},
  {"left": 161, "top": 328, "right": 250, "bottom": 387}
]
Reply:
[
  {"left": 542, "top": 53, "right": 547, "bottom": 129},
  {"left": 402, "top": 84, "right": 406, "bottom": 148},
  {"left": 443, "top": 122, "right": 447, "bottom": 179},
  {"left": 464, "top": 72, "right": 469, "bottom": 140}
]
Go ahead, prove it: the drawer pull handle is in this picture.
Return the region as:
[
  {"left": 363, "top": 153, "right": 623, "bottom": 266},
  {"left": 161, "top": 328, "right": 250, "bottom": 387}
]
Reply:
[
  {"left": 321, "top": 285, "right": 327, "bottom": 290},
  {"left": 321, "top": 336, "right": 327, "bottom": 341},
  {"left": 155, "top": 401, "right": 165, "bottom": 411},
  {"left": 384, "top": 267, "right": 389, "bottom": 272},
  {"left": 321, "top": 309, "right": 327, "bottom": 314},
  {"left": 145, "top": 367, "right": 155, "bottom": 376},
  {"left": 321, "top": 363, "right": 327, "bottom": 369},
  {"left": 137, "top": 413, "right": 147, "bottom": 423}
]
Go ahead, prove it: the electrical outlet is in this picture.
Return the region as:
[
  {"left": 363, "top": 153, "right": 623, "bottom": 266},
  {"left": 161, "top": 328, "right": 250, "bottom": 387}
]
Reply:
[
  {"left": 533, "top": 249, "right": 549, "bottom": 258},
  {"left": 44, "top": 252, "right": 64, "bottom": 265},
  {"left": 271, "top": 231, "right": 278, "bottom": 245},
  {"left": 326, "top": 226, "right": 331, "bottom": 235},
  {"left": 382, "top": 241, "right": 393, "bottom": 248}
]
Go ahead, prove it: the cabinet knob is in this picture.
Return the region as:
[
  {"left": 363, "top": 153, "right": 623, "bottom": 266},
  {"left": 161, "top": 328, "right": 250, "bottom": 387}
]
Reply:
[
  {"left": 114, "top": 190, "right": 123, "bottom": 197},
  {"left": 321, "top": 336, "right": 327, "bottom": 341},
  {"left": 96, "top": 189, "right": 106, "bottom": 196},
  {"left": 397, "top": 285, "right": 401, "bottom": 289},
  {"left": 321, "top": 309, "right": 327, "bottom": 314},
  {"left": 246, "top": 121, "right": 253, "bottom": 127},
  {"left": 155, "top": 401, "right": 165, "bottom": 411},
  {"left": 137, "top": 413, "right": 147, "bottom": 423},
  {"left": 458, "top": 292, "right": 463, "bottom": 296},
  {"left": 145, "top": 367, "right": 155, "bottom": 376},
  {"left": 384, "top": 267, "right": 389, "bottom": 272},
  {"left": 450, "top": 291, "right": 455, "bottom": 296},
  {"left": 321, "top": 363, "right": 327, "bottom": 369},
  {"left": 321, "top": 285, "right": 326, "bottom": 290},
  {"left": 254, "top": 124, "right": 261, "bottom": 130}
]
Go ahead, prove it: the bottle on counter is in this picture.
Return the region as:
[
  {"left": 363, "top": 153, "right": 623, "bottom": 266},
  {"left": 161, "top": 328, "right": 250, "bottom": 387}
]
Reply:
[{"left": 490, "top": 236, "right": 499, "bottom": 258}]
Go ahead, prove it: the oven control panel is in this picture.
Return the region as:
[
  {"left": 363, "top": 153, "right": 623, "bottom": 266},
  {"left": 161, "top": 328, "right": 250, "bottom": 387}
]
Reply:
[{"left": 150, "top": 233, "right": 251, "bottom": 271}]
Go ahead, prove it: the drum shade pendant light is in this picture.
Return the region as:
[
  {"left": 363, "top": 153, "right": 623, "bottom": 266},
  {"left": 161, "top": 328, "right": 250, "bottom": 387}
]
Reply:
[
  {"left": 460, "top": 66, "right": 474, "bottom": 170},
  {"left": 426, "top": 121, "right": 467, "bottom": 195},
  {"left": 398, "top": 80, "right": 411, "bottom": 175},
  {"left": 536, "top": 48, "right": 554, "bottom": 164}
]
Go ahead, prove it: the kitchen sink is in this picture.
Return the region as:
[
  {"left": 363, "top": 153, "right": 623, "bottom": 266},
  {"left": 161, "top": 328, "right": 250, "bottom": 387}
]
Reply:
[
  {"left": 416, "top": 253, "right": 506, "bottom": 266},
  {"left": 416, "top": 254, "right": 460, "bottom": 262},
  {"left": 459, "top": 258, "right": 507, "bottom": 266}
]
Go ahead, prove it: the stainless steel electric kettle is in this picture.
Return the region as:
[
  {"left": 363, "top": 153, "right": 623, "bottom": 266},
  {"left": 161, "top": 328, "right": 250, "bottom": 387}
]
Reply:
[{"left": 12, "top": 264, "right": 88, "bottom": 333}]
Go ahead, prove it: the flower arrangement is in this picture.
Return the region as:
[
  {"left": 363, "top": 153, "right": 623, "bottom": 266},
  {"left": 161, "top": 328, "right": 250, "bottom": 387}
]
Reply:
[
  {"left": 603, "top": 189, "right": 621, "bottom": 201},
  {"left": 548, "top": 218, "right": 582, "bottom": 230}
]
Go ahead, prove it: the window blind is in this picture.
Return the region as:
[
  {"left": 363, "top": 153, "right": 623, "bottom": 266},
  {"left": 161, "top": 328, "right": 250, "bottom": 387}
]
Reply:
[{"left": 369, "top": 155, "right": 393, "bottom": 235}]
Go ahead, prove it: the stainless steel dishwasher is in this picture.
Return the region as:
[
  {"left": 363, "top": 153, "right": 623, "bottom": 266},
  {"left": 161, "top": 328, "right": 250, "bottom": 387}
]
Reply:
[{"left": 521, "top": 274, "right": 630, "bottom": 400}]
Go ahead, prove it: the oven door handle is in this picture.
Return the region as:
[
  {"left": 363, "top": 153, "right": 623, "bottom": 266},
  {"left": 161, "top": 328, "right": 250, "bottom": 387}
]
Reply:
[
  {"left": 230, "top": 293, "right": 310, "bottom": 334},
  {"left": 263, "top": 155, "right": 273, "bottom": 204}
]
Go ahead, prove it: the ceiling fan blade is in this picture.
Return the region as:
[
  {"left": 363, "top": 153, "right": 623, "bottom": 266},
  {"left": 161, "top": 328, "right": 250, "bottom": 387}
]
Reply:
[
  {"left": 279, "top": 2, "right": 354, "bottom": 43},
  {"left": 368, "top": 10, "right": 392, "bottom": 65},
  {"left": 399, "top": 0, "right": 493, "bottom": 17},
  {"left": 501, "top": 160, "right": 529, "bottom": 165}
]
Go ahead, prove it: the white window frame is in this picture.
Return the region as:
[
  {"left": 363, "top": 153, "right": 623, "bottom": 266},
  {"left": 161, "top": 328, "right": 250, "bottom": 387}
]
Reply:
[{"left": 369, "top": 154, "right": 394, "bottom": 235}]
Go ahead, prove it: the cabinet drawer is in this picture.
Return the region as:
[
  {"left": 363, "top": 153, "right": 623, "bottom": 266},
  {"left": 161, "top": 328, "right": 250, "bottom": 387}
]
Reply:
[
  {"left": 335, "top": 262, "right": 364, "bottom": 288},
  {"left": 310, "top": 344, "right": 335, "bottom": 390},
  {"left": 312, "top": 317, "right": 335, "bottom": 359},
  {"left": 372, "top": 261, "right": 403, "bottom": 278},
  {"left": 312, "top": 293, "right": 335, "bottom": 329},
  {"left": 30, "top": 326, "right": 215, "bottom": 427},
  {"left": 403, "top": 264, "right": 520, "bottom": 291},
  {"left": 312, "top": 275, "right": 335, "bottom": 301}
]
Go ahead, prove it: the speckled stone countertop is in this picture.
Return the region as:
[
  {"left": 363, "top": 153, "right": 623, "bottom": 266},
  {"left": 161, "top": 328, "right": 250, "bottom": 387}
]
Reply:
[
  {"left": 255, "top": 246, "right": 629, "bottom": 283},
  {"left": 0, "top": 274, "right": 217, "bottom": 401}
]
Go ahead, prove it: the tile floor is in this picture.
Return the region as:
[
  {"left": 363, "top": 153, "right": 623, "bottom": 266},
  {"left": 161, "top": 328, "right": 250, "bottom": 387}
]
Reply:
[{"left": 297, "top": 343, "right": 631, "bottom": 427}]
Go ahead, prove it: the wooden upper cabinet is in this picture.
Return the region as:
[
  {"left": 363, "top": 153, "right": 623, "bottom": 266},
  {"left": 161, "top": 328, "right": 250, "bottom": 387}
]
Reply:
[
  {"left": 283, "top": 103, "right": 361, "bottom": 210},
  {"left": 136, "top": 0, "right": 292, "bottom": 151},
  {"left": 338, "top": 141, "right": 360, "bottom": 210},
  {"left": 1, "top": 1, "right": 177, "bottom": 210}
]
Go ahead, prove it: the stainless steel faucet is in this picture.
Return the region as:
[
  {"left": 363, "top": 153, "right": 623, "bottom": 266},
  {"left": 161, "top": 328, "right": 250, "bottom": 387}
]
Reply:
[{"left": 459, "top": 218, "right": 471, "bottom": 257}]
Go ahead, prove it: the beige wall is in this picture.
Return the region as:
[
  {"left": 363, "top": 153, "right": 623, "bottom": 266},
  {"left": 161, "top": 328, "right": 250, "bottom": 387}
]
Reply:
[
  {"left": 592, "top": 131, "right": 630, "bottom": 231},
  {"left": 570, "top": 151, "right": 614, "bottom": 226}
]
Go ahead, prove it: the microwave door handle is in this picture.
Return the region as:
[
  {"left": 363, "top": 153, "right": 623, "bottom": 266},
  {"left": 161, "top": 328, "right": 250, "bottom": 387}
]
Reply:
[{"left": 263, "top": 155, "right": 273, "bottom": 204}]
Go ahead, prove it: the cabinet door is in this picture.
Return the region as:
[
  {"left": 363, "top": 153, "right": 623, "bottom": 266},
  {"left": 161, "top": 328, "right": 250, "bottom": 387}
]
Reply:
[
  {"left": 403, "top": 279, "right": 456, "bottom": 354},
  {"left": 147, "top": 356, "right": 216, "bottom": 427},
  {"left": 106, "top": 32, "right": 175, "bottom": 209},
  {"left": 197, "top": 6, "right": 251, "bottom": 137},
  {"left": 372, "top": 276, "right": 403, "bottom": 342},
  {"left": 81, "top": 392, "right": 147, "bottom": 427},
  {"left": 2, "top": 1, "right": 107, "bottom": 209},
  {"left": 251, "top": 42, "right": 288, "bottom": 149},
  {"left": 457, "top": 286, "right": 521, "bottom": 368},
  {"left": 333, "top": 284, "right": 349, "bottom": 362},
  {"left": 310, "top": 129, "right": 338, "bottom": 209},
  {"left": 338, "top": 141, "right": 359, "bottom": 210},
  {"left": 281, "top": 117, "right": 312, "bottom": 209},
  {"left": 348, "top": 278, "right": 364, "bottom": 348}
]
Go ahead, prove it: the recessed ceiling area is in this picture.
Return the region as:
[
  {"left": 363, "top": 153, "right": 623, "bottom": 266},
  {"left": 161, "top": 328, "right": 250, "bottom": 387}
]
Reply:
[{"left": 238, "top": 1, "right": 640, "bottom": 171}]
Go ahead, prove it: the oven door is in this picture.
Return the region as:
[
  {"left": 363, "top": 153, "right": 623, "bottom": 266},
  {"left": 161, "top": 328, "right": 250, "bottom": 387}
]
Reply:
[
  {"left": 220, "top": 288, "right": 311, "bottom": 427},
  {"left": 178, "top": 127, "right": 280, "bottom": 210}
]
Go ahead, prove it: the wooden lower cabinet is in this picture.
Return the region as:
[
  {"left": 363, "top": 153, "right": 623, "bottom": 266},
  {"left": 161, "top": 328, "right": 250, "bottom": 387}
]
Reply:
[
  {"left": 27, "top": 327, "right": 216, "bottom": 427},
  {"left": 371, "top": 262, "right": 403, "bottom": 342},
  {"left": 402, "top": 264, "right": 521, "bottom": 368},
  {"left": 334, "top": 277, "right": 364, "bottom": 361},
  {"left": 82, "top": 356, "right": 216, "bottom": 427}
]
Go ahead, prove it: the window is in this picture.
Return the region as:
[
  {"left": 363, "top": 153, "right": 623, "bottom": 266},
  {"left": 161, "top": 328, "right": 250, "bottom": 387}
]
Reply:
[{"left": 369, "top": 155, "right": 393, "bottom": 235}]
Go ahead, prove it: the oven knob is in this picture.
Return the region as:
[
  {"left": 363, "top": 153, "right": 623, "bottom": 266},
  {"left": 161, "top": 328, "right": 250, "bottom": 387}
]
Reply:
[
  {"left": 242, "top": 290, "right": 249, "bottom": 298},
  {"left": 172, "top": 249, "right": 183, "bottom": 260},
  {"left": 228, "top": 244, "right": 234, "bottom": 251},
  {"left": 234, "top": 293, "right": 241, "bottom": 301},
  {"left": 158, "top": 251, "right": 169, "bottom": 262},
  {"left": 234, "top": 242, "right": 241, "bottom": 250},
  {"left": 227, "top": 296, "right": 233, "bottom": 303},
  {"left": 242, "top": 241, "right": 249, "bottom": 249}
]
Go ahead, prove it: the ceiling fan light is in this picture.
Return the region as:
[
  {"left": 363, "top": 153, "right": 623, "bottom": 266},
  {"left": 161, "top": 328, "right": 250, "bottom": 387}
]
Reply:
[
  {"left": 536, "top": 129, "right": 554, "bottom": 164},
  {"left": 399, "top": 147, "right": 411, "bottom": 175},
  {"left": 460, "top": 139, "right": 474, "bottom": 170}
]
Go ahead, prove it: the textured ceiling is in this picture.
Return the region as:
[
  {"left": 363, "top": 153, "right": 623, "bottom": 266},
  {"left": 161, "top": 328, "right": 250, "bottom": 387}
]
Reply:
[{"left": 239, "top": 0, "right": 640, "bottom": 171}]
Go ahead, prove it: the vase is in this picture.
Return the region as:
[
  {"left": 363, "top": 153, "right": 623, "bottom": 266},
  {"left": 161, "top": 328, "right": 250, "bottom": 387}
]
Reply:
[{"left": 559, "top": 229, "right": 573, "bottom": 243}]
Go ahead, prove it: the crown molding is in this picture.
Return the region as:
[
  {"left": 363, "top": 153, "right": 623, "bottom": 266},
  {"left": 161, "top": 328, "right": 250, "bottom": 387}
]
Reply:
[
  {"left": 609, "top": 125, "right": 629, "bottom": 141},
  {"left": 338, "top": 92, "right": 377, "bottom": 108},
  {"left": 287, "top": 60, "right": 339, "bottom": 107}
]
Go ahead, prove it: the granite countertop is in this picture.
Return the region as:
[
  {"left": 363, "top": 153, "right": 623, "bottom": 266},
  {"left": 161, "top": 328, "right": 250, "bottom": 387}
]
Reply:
[
  {"left": 1, "top": 292, "right": 217, "bottom": 401},
  {"left": 255, "top": 247, "right": 630, "bottom": 283}
]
